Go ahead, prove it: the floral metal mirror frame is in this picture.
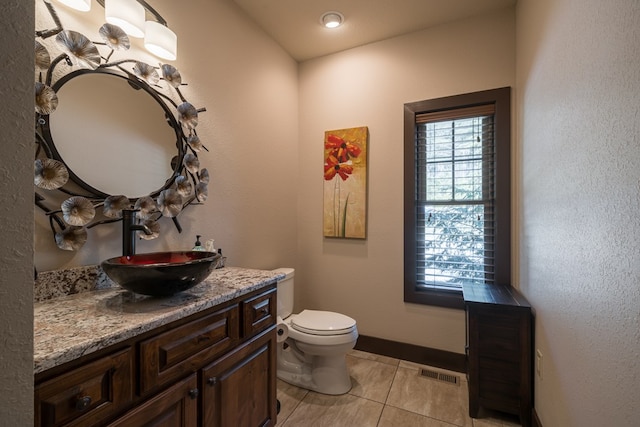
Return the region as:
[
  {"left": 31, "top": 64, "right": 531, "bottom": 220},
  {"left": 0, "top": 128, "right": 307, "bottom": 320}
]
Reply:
[{"left": 34, "top": 0, "right": 210, "bottom": 251}]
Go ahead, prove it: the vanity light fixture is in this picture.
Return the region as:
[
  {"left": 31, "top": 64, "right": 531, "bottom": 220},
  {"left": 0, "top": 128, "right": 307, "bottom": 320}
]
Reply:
[
  {"left": 144, "top": 20, "right": 177, "bottom": 60},
  {"left": 55, "top": 0, "right": 92, "bottom": 12},
  {"left": 99, "top": 0, "right": 178, "bottom": 60},
  {"left": 105, "top": 0, "right": 145, "bottom": 38},
  {"left": 321, "top": 11, "right": 344, "bottom": 29}
]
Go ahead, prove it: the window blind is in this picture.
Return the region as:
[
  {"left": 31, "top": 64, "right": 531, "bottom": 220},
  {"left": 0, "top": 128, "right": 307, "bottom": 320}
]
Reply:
[{"left": 414, "top": 105, "right": 496, "bottom": 289}]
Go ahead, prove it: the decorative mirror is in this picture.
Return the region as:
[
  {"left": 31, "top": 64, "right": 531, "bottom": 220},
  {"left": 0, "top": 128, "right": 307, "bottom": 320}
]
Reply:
[{"left": 34, "top": 0, "right": 210, "bottom": 251}]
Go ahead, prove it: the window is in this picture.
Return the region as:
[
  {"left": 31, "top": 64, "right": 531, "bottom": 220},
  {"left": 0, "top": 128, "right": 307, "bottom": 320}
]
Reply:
[{"left": 404, "top": 88, "right": 511, "bottom": 309}]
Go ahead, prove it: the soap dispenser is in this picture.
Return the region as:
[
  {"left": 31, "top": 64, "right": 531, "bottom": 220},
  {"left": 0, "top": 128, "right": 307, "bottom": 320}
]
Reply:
[{"left": 192, "top": 235, "right": 205, "bottom": 251}]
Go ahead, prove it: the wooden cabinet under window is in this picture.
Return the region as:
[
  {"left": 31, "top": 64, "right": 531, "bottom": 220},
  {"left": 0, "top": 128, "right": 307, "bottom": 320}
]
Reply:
[
  {"left": 34, "top": 285, "right": 277, "bottom": 427},
  {"left": 463, "top": 283, "right": 532, "bottom": 427}
]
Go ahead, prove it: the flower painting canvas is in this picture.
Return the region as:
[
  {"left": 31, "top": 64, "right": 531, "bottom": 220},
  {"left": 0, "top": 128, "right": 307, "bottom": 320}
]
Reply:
[{"left": 323, "top": 126, "right": 368, "bottom": 239}]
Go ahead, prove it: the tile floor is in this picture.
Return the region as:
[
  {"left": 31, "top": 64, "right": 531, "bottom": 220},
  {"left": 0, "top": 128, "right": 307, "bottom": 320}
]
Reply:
[{"left": 276, "top": 350, "right": 522, "bottom": 427}]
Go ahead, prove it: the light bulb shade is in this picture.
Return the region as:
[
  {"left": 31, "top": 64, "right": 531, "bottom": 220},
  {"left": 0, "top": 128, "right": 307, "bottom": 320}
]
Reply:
[
  {"left": 56, "top": 0, "right": 91, "bottom": 12},
  {"left": 322, "top": 12, "right": 344, "bottom": 28},
  {"left": 105, "top": 0, "right": 145, "bottom": 38},
  {"left": 144, "top": 21, "right": 177, "bottom": 60}
]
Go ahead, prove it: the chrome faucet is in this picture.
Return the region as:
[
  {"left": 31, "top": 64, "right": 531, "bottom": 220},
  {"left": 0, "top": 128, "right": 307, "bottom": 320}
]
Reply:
[{"left": 122, "top": 209, "right": 152, "bottom": 257}]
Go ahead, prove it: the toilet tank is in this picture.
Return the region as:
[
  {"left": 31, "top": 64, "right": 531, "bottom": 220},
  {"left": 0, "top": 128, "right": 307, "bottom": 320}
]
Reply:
[{"left": 272, "top": 268, "right": 294, "bottom": 318}]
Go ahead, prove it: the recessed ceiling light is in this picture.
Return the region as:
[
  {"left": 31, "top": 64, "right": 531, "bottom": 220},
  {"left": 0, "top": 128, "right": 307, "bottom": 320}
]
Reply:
[{"left": 321, "top": 11, "right": 344, "bottom": 29}]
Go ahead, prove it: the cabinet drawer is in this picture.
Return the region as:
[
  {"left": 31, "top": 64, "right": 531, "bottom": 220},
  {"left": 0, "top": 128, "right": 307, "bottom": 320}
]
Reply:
[
  {"left": 242, "top": 288, "right": 276, "bottom": 338},
  {"left": 140, "top": 305, "right": 239, "bottom": 393},
  {"left": 35, "top": 347, "right": 133, "bottom": 427}
]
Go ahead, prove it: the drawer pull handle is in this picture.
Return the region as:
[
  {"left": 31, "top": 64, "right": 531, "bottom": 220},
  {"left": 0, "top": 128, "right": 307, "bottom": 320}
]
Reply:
[
  {"left": 207, "top": 377, "right": 217, "bottom": 386},
  {"left": 75, "top": 396, "right": 92, "bottom": 412},
  {"left": 188, "top": 388, "right": 199, "bottom": 400},
  {"left": 258, "top": 308, "right": 268, "bottom": 316}
]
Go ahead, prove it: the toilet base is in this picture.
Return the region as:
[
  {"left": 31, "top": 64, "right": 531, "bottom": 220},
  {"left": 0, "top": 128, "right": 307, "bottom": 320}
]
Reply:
[{"left": 277, "top": 341, "right": 352, "bottom": 395}]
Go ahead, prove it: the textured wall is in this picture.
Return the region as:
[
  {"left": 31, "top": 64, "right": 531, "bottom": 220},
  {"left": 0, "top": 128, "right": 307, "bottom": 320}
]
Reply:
[
  {"left": 34, "top": 0, "right": 299, "bottom": 273},
  {"left": 297, "top": 8, "right": 516, "bottom": 352},
  {"left": 0, "top": 1, "right": 35, "bottom": 424},
  {"left": 516, "top": 0, "right": 640, "bottom": 425}
]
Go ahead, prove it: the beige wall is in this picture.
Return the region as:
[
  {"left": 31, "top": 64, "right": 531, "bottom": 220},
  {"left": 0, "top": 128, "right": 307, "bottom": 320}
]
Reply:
[
  {"left": 297, "top": 8, "right": 516, "bottom": 352},
  {"left": 34, "top": 0, "right": 299, "bottom": 272},
  {"left": 1, "top": 1, "right": 34, "bottom": 423},
  {"left": 516, "top": 0, "right": 640, "bottom": 425}
]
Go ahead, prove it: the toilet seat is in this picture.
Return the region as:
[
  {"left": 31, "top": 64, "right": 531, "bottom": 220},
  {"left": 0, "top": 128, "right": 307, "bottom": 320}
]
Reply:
[{"left": 290, "top": 310, "right": 356, "bottom": 336}]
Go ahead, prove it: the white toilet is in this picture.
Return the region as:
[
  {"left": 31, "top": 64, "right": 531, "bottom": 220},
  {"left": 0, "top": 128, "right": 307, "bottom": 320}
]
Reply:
[{"left": 274, "top": 268, "right": 358, "bottom": 395}]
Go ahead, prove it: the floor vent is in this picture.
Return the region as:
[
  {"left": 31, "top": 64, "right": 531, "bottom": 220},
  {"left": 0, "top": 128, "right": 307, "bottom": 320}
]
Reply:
[{"left": 419, "top": 368, "right": 459, "bottom": 385}]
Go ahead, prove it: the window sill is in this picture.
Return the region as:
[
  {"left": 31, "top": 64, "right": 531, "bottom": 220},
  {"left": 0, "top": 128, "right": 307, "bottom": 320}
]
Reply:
[{"left": 404, "top": 286, "right": 465, "bottom": 310}]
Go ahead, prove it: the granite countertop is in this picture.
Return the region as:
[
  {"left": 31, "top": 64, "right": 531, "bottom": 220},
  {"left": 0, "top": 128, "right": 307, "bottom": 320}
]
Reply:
[{"left": 34, "top": 267, "right": 284, "bottom": 375}]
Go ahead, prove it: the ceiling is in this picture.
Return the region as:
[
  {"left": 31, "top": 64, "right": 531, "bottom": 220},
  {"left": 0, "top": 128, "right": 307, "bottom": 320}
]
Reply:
[{"left": 232, "top": 0, "right": 516, "bottom": 62}]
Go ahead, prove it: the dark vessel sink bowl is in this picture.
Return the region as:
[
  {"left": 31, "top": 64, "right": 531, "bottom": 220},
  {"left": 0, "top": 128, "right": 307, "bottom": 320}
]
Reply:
[{"left": 101, "top": 251, "right": 221, "bottom": 297}]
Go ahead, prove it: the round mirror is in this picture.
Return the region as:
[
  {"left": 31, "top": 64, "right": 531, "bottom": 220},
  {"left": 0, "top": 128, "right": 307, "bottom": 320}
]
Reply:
[{"left": 45, "top": 69, "right": 180, "bottom": 199}]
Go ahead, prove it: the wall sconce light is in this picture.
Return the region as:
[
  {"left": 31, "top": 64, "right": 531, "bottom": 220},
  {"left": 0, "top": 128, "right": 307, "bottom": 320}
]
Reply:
[
  {"left": 55, "top": 0, "right": 92, "bottom": 12},
  {"left": 105, "top": 0, "right": 145, "bottom": 38},
  {"left": 321, "top": 11, "right": 344, "bottom": 29},
  {"left": 53, "top": 0, "right": 179, "bottom": 60},
  {"left": 144, "top": 21, "right": 177, "bottom": 60}
]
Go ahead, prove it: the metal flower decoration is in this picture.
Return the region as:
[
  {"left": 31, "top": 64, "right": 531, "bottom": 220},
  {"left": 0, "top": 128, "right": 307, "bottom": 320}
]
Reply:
[
  {"left": 187, "top": 134, "right": 204, "bottom": 152},
  {"left": 199, "top": 168, "right": 210, "bottom": 184},
  {"left": 157, "top": 188, "right": 183, "bottom": 218},
  {"left": 160, "top": 63, "right": 182, "bottom": 88},
  {"left": 183, "top": 153, "right": 200, "bottom": 175},
  {"left": 177, "top": 102, "right": 198, "bottom": 129},
  {"left": 138, "top": 219, "right": 160, "bottom": 240},
  {"left": 103, "top": 195, "right": 131, "bottom": 218},
  {"left": 133, "top": 62, "right": 160, "bottom": 85},
  {"left": 61, "top": 196, "right": 96, "bottom": 226},
  {"left": 195, "top": 182, "right": 208, "bottom": 202},
  {"left": 174, "top": 175, "right": 193, "bottom": 197},
  {"left": 98, "top": 23, "right": 130, "bottom": 51},
  {"left": 34, "top": 158, "right": 69, "bottom": 190},
  {"left": 35, "top": 82, "right": 58, "bottom": 115},
  {"left": 55, "top": 226, "right": 88, "bottom": 251},
  {"left": 34, "top": 1, "right": 211, "bottom": 252},
  {"left": 55, "top": 30, "right": 101, "bottom": 69},
  {"left": 35, "top": 41, "right": 51, "bottom": 70},
  {"left": 134, "top": 196, "right": 158, "bottom": 219}
]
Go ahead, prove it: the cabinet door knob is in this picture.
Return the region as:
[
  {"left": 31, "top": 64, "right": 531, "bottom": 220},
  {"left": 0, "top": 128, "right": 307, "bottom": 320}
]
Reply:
[
  {"left": 207, "top": 377, "right": 217, "bottom": 386},
  {"left": 75, "top": 396, "right": 92, "bottom": 411},
  {"left": 188, "top": 388, "right": 199, "bottom": 400}
]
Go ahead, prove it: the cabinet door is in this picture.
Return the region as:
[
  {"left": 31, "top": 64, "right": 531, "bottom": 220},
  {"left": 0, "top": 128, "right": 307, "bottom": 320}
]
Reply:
[
  {"left": 201, "top": 328, "right": 277, "bottom": 427},
  {"left": 108, "top": 374, "right": 198, "bottom": 427}
]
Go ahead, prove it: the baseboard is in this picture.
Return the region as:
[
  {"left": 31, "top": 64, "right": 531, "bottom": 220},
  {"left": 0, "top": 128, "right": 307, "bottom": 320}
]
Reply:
[
  {"left": 354, "top": 335, "right": 466, "bottom": 373},
  {"left": 532, "top": 408, "right": 543, "bottom": 427}
]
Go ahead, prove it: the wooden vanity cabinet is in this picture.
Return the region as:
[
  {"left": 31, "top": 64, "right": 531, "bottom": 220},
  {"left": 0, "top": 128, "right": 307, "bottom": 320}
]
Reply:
[
  {"left": 463, "top": 283, "right": 533, "bottom": 427},
  {"left": 34, "top": 284, "right": 277, "bottom": 427}
]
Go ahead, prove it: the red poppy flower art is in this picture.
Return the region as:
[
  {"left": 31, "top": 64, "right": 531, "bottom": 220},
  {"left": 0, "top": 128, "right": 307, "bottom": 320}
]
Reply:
[{"left": 323, "top": 127, "right": 368, "bottom": 238}]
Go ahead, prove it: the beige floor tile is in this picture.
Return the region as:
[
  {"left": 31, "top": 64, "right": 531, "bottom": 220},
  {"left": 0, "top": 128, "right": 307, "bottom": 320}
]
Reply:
[
  {"left": 276, "top": 379, "right": 309, "bottom": 426},
  {"left": 472, "top": 416, "right": 504, "bottom": 427},
  {"left": 470, "top": 408, "right": 522, "bottom": 426},
  {"left": 349, "top": 349, "right": 400, "bottom": 367},
  {"left": 378, "top": 406, "right": 459, "bottom": 427},
  {"left": 346, "top": 354, "right": 397, "bottom": 403},
  {"left": 281, "top": 391, "right": 383, "bottom": 427},
  {"left": 386, "top": 366, "right": 471, "bottom": 426}
]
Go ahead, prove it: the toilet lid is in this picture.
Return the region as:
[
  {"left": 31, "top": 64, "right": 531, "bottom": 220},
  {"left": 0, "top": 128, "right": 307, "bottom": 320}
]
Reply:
[{"left": 290, "top": 310, "right": 356, "bottom": 336}]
